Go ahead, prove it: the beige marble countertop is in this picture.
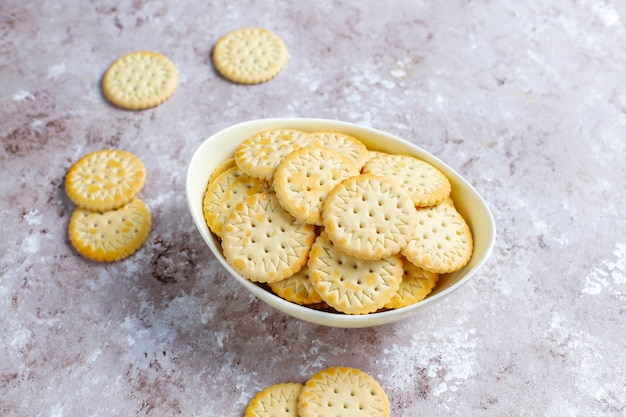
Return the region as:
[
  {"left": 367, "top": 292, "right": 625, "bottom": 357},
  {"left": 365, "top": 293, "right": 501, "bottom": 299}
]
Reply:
[{"left": 1, "top": 0, "right": 625, "bottom": 416}]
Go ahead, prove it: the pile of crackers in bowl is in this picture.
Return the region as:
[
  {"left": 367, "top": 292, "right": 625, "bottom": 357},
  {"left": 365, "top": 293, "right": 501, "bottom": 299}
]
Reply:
[{"left": 187, "top": 118, "right": 496, "bottom": 328}]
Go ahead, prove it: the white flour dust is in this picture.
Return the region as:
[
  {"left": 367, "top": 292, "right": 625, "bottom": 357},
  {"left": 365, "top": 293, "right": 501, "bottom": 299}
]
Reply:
[{"left": 582, "top": 242, "right": 626, "bottom": 297}]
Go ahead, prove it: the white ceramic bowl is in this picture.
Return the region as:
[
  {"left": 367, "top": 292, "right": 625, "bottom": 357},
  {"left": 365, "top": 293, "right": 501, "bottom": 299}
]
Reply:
[{"left": 186, "top": 118, "right": 496, "bottom": 328}]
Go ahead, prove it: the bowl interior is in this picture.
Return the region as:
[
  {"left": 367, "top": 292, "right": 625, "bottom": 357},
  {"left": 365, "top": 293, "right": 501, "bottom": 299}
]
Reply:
[{"left": 186, "top": 118, "right": 496, "bottom": 328}]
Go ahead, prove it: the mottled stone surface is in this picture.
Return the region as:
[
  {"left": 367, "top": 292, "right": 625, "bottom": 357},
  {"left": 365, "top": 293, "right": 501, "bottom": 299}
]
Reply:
[{"left": 1, "top": 1, "right": 625, "bottom": 416}]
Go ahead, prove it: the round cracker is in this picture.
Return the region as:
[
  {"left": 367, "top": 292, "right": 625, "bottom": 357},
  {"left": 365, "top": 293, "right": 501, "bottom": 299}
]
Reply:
[
  {"left": 213, "top": 27, "right": 288, "bottom": 84},
  {"left": 65, "top": 149, "right": 146, "bottom": 212},
  {"left": 244, "top": 382, "right": 303, "bottom": 417},
  {"left": 68, "top": 198, "right": 151, "bottom": 262},
  {"left": 274, "top": 146, "right": 360, "bottom": 226},
  {"left": 298, "top": 366, "right": 390, "bottom": 417},
  {"left": 307, "top": 232, "right": 403, "bottom": 315},
  {"left": 102, "top": 51, "right": 178, "bottom": 110},
  {"left": 363, "top": 153, "right": 451, "bottom": 207},
  {"left": 221, "top": 192, "right": 316, "bottom": 283},
  {"left": 322, "top": 174, "right": 418, "bottom": 260},
  {"left": 235, "top": 128, "right": 315, "bottom": 183},
  {"left": 402, "top": 202, "right": 473, "bottom": 273}
]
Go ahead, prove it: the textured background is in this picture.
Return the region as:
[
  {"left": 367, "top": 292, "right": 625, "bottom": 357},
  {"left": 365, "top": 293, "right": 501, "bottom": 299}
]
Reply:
[{"left": 1, "top": 0, "right": 625, "bottom": 416}]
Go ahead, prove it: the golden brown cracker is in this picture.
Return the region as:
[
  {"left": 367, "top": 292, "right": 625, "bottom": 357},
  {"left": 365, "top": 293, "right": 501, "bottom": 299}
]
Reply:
[
  {"left": 65, "top": 149, "right": 146, "bottom": 212},
  {"left": 298, "top": 366, "right": 390, "bottom": 417},
  {"left": 235, "top": 129, "right": 315, "bottom": 183},
  {"left": 322, "top": 174, "right": 417, "bottom": 260},
  {"left": 102, "top": 51, "right": 178, "bottom": 110},
  {"left": 307, "top": 232, "right": 403, "bottom": 314},
  {"left": 402, "top": 202, "right": 473, "bottom": 273},
  {"left": 213, "top": 27, "right": 288, "bottom": 84},
  {"left": 273, "top": 146, "right": 359, "bottom": 226},
  {"left": 68, "top": 198, "right": 151, "bottom": 262},
  {"left": 221, "top": 192, "right": 316, "bottom": 283}
]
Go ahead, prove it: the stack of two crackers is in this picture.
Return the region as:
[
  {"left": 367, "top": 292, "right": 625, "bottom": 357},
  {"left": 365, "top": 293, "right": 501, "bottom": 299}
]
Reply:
[
  {"left": 65, "top": 150, "right": 151, "bottom": 262},
  {"left": 203, "top": 128, "right": 474, "bottom": 316}
]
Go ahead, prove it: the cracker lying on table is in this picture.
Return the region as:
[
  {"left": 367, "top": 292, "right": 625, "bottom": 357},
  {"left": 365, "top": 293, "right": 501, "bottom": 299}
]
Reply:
[
  {"left": 68, "top": 198, "right": 151, "bottom": 262},
  {"left": 213, "top": 27, "right": 288, "bottom": 84},
  {"left": 65, "top": 149, "right": 146, "bottom": 212},
  {"left": 102, "top": 51, "right": 178, "bottom": 110},
  {"left": 244, "top": 382, "right": 303, "bottom": 417},
  {"left": 298, "top": 366, "right": 390, "bottom": 417},
  {"left": 221, "top": 192, "right": 316, "bottom": 283}
]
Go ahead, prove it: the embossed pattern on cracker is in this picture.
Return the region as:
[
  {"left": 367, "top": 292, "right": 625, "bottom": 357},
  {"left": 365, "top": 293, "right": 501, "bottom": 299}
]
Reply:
[
  {"left": 207, "top": 157, "right": 237, "bottom": 185},
  {"left": 235, "top": 129, "right": 315, "bottom": 183},
  {"left": 402, "top": 202, "right": 473, "bottom": 273},
  {"left": 203, "top": 165, "right": 269, "bottom": 237},
  {"left": 274, "top": 146, "right": 359, "bottom": 226},
  {"left": 213, "top": 27, "right": 288, "bottom": 84},
  {"left": 244, "top": 382, "right": 303, "bottom": 417},
  {"left": 363, "top": 153, "right": 451, "bottom": 207},
  {"left": 221, "top": 192, "right": 316, "bottom": 283},
  {"left": 311, "top": 131, "right": 369, "bottom": 170},
  {"left": 65, "top": 149, "right": 146, "bottom": 212},
  {"left": 322, "top": 174, "right": 418, "bottom": 260},
  {"left": 308, "top": 232, "right": 403, "bottom": 314},
  {"left": 102, "top": 51, "right": 178, "bottom": 110},
  {"left": 68, "top": 198, "right": 151, "bottom": 262},
  {"left": 384, "top": 256, "right": 439, "bottom": 309},
  {"left": 298, "top": 366, "right": 390, "bottom": 417},
  {"left": 268, "top": 265, "right": 323, "bottom": 305}
]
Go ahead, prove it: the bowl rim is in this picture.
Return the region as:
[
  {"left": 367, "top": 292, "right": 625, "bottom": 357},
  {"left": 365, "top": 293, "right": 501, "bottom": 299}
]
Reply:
[{"left": 186, "top": 117, "right": 496, "bottom": 328}]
